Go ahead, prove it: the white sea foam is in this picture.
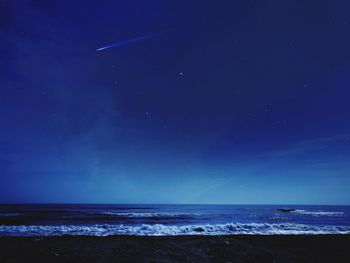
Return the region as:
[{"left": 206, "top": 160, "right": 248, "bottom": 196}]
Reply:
[
  {"left": 0, "top": 223, "right": 349, "bottom": 236},
  {"left": 292, "top": 210, "right": 344, "bottom": 216}
]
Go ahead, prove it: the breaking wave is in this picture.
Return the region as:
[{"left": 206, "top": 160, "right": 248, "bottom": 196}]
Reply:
[
  {"left": 0, "top": 223, "right": 349, "bottom": 236},
  {"left": 292, "top": 210, "right": 344, "bottom": 217},
  {"left": 99, "top": 212, "right": 197, "bottom": 218},
  {"left": 0, "top": 213, "right": 21, "bottom": 217}
]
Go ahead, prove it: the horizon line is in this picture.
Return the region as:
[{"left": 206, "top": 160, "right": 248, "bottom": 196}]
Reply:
[{"left": 0, "top": 202, "right": 349, "bottom": 206}]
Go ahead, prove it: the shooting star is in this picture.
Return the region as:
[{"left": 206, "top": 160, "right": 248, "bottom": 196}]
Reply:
[{"left": 96, "top": 30, "right": 168, "bottom": 52}]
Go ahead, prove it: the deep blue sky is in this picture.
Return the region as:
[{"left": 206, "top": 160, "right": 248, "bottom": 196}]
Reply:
[{"left": 1, "top": 0, "right": 350, "bottom": 204}]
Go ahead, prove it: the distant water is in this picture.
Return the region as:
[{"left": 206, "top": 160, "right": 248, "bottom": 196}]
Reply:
[{"left": 0, "top": 204, "right": 349, "bottom": 236}]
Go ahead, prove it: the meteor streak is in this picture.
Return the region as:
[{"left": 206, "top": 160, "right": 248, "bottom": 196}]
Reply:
[{"left": 96, "top": 31, "right": 166, "bottom": 51}]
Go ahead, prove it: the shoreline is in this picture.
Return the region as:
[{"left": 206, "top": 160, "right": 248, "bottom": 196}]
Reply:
[{"left": 1, "top": 234, "right": 349, "bottom": 262}]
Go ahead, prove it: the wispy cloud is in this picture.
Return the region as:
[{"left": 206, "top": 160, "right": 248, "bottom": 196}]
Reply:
[{"left": 265, "top": 134, "right": 350, "bottom": 158}]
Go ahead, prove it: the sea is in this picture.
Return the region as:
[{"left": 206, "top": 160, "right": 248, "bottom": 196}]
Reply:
[{"left": 0, "top": 204, "right": 349, "bottom": 236}]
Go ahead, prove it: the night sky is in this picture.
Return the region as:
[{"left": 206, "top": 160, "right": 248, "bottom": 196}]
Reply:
[{"left": 1, "top": 0, "right": 350, "bottom": 204}]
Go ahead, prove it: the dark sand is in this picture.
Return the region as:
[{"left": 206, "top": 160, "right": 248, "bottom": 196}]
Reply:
[{"left": 0, "top": 235, "right": 349, "bottom": 262}]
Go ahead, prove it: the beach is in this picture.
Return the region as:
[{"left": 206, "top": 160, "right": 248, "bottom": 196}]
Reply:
[
  {"left": 1, "top": 235, "right": 349, "bottom": 262},
  {"left": 1, "top": 204, "right": 350, "bottom": 262}
]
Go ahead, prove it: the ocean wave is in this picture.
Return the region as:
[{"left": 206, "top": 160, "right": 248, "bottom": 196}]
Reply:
[
  {"left": 99, "top": 212, "right": 197, "bottom": 218},
  {"left": 0, "top": 213, "right": 21, "bottom": 217},
  {"left": 292, "top": 210, "right": 344, "bottom": 216},
  {"left": 0, "top": 223, "right": 349, "bottom": 236}
]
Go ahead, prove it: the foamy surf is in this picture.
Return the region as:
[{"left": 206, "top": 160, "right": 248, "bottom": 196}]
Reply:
[{"left": 1, "top": 223, "right": 350, "bottom": 237}]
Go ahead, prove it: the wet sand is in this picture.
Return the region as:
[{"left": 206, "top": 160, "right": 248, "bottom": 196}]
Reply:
[{"left": 0, "top": 235, "right": 349, "bottom": 262}]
